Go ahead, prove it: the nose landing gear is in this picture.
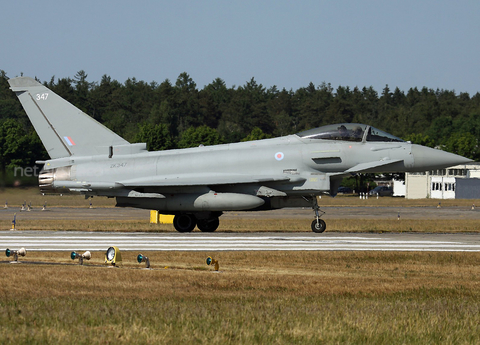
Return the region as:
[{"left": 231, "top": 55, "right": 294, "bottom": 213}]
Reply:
[{"left": 311, "top": 196, "right": 326, "bottom": 233}]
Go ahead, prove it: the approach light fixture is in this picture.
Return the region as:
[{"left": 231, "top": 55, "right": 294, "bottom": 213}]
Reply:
[
  {"left": 136, "top": 254, "right": 150, "bottom": 269},
  {"left": 11, "top": 213, "right": 16, "bottom": 230},
  {"left": 70, "top": 251, "right": 91, "bottom": 265},
  {"left": 6, "top": 247, "right": 26, "bottom": 262},
  {"left": 206, "top": 256, "right": 219, "bottom": 271},
  {"left": 105, "top": 246, "right": 122, "bottom": 266}
]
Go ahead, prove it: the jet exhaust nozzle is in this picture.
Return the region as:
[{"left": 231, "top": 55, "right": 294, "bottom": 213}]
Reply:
[{"left": 39, "top": 166, "right": 72, "bottom": 193}]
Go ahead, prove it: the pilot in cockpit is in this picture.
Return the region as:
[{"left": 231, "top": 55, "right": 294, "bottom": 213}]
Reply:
[
  {"left": 338, "top": 125, "right": 348, "bottom": 139},
  {"left": 353, "top": 126, "right": 363, "bottom": 140}
]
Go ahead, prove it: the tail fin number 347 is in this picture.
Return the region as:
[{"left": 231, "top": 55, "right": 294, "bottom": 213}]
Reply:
[{"left": 36, "top": 93, "right": 49, "bottom": 101}]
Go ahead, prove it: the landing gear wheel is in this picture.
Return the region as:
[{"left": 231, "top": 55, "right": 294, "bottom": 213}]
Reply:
[
  {"left": 311, "top": 219, "right": 326, "bottom": 233},
  {"left": 197, "top": 217, "right": 220, "bottom": 232},
  {"left": 308, "top": 195, "right": 326, "bottom": 233},
  {"left": 173, "top": 214, "right": 196, "bottom": 233}
]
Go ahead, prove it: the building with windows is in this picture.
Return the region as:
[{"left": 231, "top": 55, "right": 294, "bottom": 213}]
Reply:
[{"left": 405, "top": 163, "right": 480, "bottom": 199}]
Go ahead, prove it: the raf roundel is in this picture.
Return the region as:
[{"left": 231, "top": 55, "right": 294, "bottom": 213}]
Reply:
[{"left": 275, "top": 152, "right": 284, "bottom": 161}]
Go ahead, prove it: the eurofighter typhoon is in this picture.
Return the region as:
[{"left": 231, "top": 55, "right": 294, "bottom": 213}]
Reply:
[{"left": 9, "top": 77, "right": 471, "bottom": 233}]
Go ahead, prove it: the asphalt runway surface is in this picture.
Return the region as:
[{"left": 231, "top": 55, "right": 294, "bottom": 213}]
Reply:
[
  {"left": 1, "top": 206, "right": 480, "bottom": 252},
  {"left": 2, "top": 231, "right": 480, "bottom": 252},
  {"left": 1, "top": 204, "right": 480, "bottom": 221}
]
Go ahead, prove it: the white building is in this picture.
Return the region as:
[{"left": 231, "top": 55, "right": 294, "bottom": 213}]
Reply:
[
  {"left": 405, "top": 163, "right": 480, "bottom": 199},
  {"left": 393, "top": 179, "right": 406, "bottom": 197}
]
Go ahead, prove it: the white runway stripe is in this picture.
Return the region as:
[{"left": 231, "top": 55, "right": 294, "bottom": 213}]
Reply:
[
  {"left": 0, "top": 238, "right": 460, "bottom": 245},
  {"left": 2, "top": 231, "right": 480, "bottom": 252}
]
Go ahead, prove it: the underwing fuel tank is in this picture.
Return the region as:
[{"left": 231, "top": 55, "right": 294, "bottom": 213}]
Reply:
[{"left": 116, "top": 191, "right": 265, "bottom": 212}]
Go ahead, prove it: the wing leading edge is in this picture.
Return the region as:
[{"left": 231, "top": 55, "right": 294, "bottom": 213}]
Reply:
[{"left": 118, "top": 173, "right": 298, "bottom": 188}]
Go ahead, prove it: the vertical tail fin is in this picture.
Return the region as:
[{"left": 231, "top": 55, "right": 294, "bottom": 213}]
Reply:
[{"left": 8, "top": 77, "right": 129, "bottom": 159}]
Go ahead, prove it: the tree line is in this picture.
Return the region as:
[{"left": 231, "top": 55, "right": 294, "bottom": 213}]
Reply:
[{"left": 1, "top": 69, "right": 479, "bottom": 181}]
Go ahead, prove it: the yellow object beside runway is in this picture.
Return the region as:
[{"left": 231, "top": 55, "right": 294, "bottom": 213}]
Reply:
[
  {"left": 159, "top": 214, "right": 174, "bottom": 224},
  {"left": 150, "top": 210, "right": 159, "bottom": 223},
  {"left": 105, "top": 246, "right": 122, "bottom": 266},
  {"left": 150, "top": 211, "right": 174, "bottom": 224}
]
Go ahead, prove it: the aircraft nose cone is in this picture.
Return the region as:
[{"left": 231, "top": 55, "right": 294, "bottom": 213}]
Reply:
[{"left": 411, "top": 144, "right": 472, "bottom": 171}]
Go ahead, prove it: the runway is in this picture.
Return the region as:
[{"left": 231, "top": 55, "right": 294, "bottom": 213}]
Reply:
[{"left": 2, "top": 231, "right": 480, "bottom": 252}]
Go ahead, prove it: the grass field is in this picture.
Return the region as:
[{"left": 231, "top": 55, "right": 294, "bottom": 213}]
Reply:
[
  {"left": 2, "top": 188, "right": 480, "bottom": 343},
  {"left": 1, "top": 251, "right": 480, "bottom": 344}
]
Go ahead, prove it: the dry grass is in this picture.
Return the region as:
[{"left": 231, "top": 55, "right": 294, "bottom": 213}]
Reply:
[
  {"left": 324, "top": 218, "right": 480, "bottom": 233},
  {"left": 221, "top": 218, "right": 480, "bottom": 233},
  {"left": 10, "top": 219, "right": 173, "bottom": 232},
  {"left": 2, "top": 190, "right": 480, "bottom": 343},
  {"left": 1, "top": 251, "right": 480, "bottom": 344}
]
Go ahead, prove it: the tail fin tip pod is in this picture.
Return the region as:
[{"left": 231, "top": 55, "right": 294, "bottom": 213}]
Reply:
[{"left": 8, "top": 76, "right": 130, "bottom": 159}]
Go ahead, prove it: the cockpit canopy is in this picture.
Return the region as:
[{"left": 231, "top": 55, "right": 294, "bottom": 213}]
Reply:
[{"left": 296, "top": 123, "right": 404, "bottom": 143}]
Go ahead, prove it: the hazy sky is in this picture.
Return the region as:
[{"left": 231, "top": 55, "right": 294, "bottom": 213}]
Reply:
[{"left": 2, "top": 1, "right": 479, "bottom": 94}]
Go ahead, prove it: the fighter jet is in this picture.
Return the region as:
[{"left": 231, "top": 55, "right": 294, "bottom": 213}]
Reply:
[{"left": 9, "top": 77, "right": 471, "bottom": 233}]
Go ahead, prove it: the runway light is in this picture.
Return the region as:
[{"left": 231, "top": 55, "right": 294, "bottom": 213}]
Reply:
[
  {"left": 105, "top": 246, "right": 122, "bottom": 266},
  {"left": 70, "top": 251, "right": 91, "bottom": 265},
  {"left": 137, "top": 254, "right": 150, "bottom": 268},
  {"left": 11, "top": 213, "right": 16, "bottom": 230},
  {"left": 6, "top": 247, "right": 26, "bottom": 262},
  {"left": 206, "top": 256, "right": 219, "bottom": 271}
]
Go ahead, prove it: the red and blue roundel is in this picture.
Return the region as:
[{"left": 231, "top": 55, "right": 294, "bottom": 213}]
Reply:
[{"left": 275, "top": 152, "right": 284, "bottom": 161}]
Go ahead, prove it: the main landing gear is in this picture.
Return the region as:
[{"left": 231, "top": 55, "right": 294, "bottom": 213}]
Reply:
[
  {"left": 173, "top": 213, "right": 221, "bottom": 233},
  {"left": 311, "top": 197, "right": 326, "bottom": 233},
  {"left": 171, "top": 200, "right": 327, "bottom": 233}
]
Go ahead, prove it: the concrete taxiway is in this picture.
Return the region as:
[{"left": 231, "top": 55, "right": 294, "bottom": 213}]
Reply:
[{"left": 2, "top": 231, "right": 480, "bottom": 252}]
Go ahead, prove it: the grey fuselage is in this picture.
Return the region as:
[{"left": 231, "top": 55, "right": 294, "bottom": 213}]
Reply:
[{"left": 40, "top": 128, "right": 439, "bottom": 214}]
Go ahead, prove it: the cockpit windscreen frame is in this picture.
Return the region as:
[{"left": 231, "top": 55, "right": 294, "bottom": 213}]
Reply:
[{"left": 296, "top": 123, "right": 404, "bottom": 143}]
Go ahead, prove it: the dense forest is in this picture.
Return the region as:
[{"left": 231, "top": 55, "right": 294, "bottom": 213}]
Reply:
[{"left": 1, "top": 69, "right": 480, "bottom": 180}]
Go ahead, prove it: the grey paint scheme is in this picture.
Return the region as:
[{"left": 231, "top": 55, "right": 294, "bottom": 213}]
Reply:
[{"left": 9, "top": 77, "right": 472, "bottom": 232}]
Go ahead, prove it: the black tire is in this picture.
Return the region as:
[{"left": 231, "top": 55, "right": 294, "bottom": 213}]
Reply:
[
  {"left": 311, "top": 219, "right": 326, "bottom": 233},
  {"left": 197, "top": 217, "right": 220, "bottom": 232},
  {"left": 173, "top": 214, "right": 196, "bottom": 232}
]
